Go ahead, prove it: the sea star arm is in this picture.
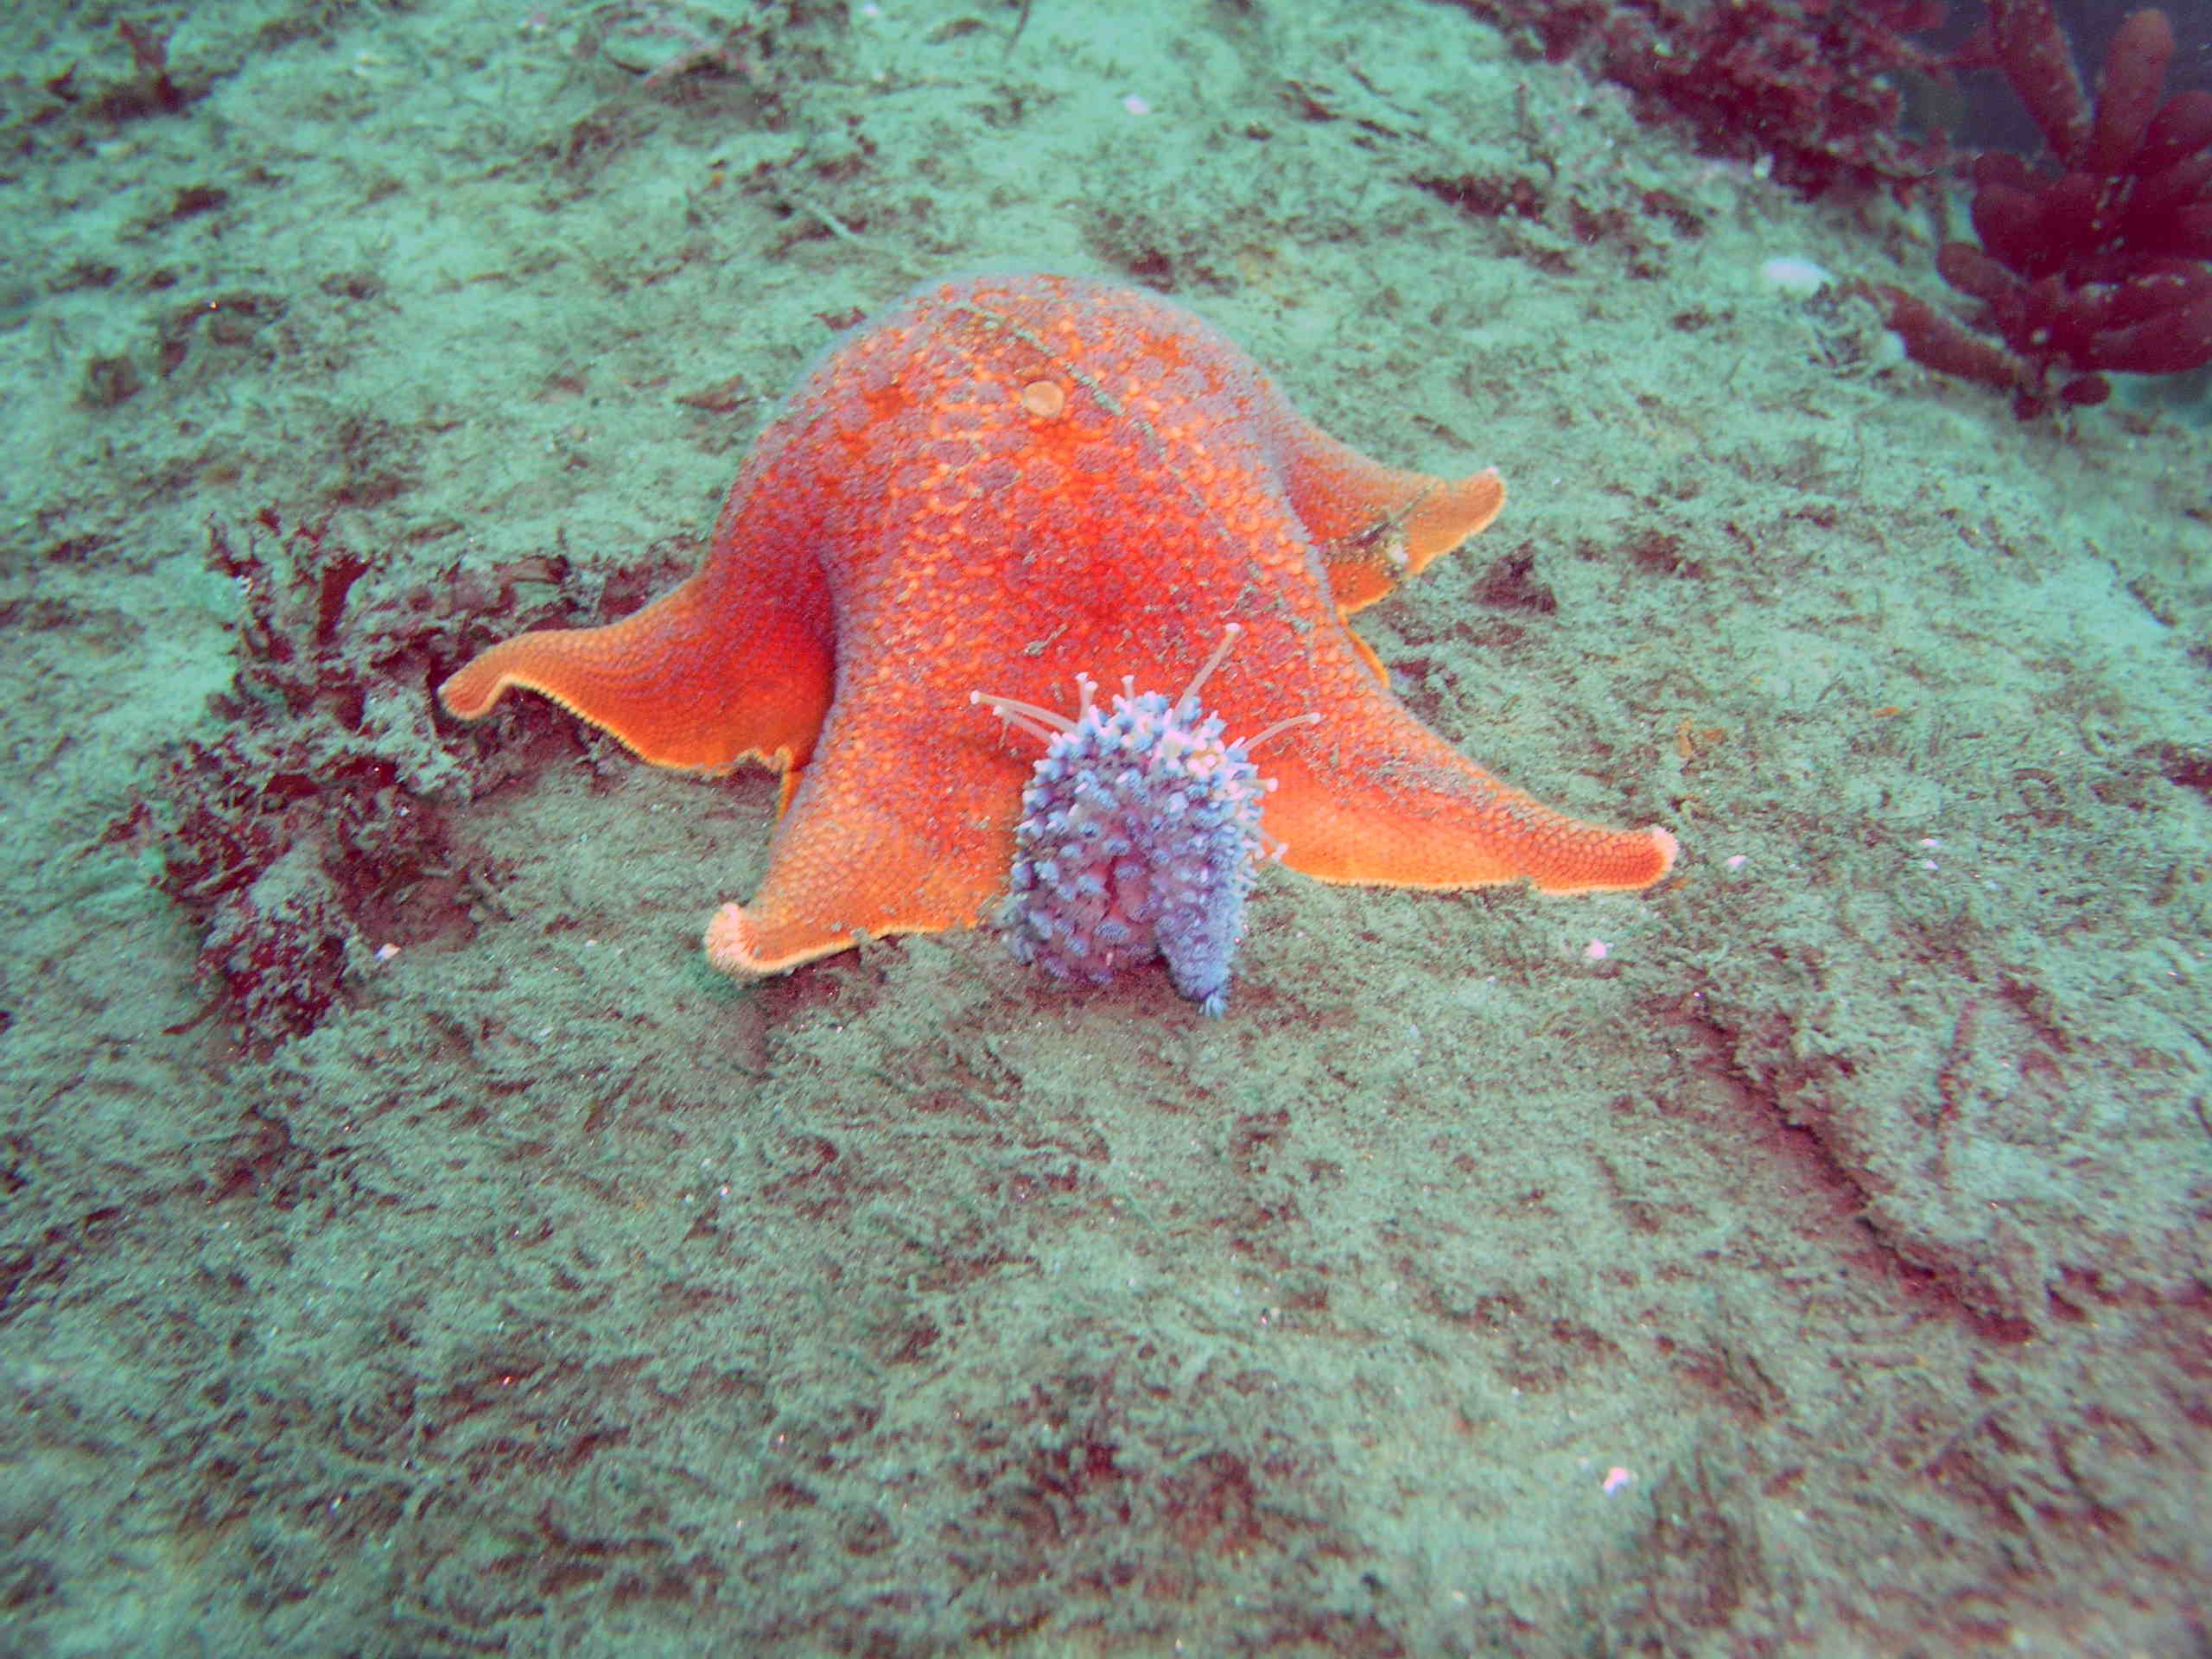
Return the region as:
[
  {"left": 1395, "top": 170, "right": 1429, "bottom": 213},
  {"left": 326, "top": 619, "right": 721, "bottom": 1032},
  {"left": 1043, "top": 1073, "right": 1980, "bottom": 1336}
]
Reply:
[
  {"left": 703, "top": 716, "right": 1029, "bottom": 975},
  {"left": 437, "top": 568, "right": 834, "bottom": 777},
  {"left": 1263, "top": 701, "right": 1676, "bottom": 894},
  {"left": 1257, "top": 390, "right": 1507, "bottom": 615}
]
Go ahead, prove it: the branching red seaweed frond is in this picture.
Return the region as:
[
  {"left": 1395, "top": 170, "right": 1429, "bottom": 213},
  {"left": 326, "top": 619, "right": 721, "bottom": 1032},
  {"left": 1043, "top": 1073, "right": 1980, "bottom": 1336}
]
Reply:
[{"left": 1867, "top": 3, "right": 2212, "bottom": 418}]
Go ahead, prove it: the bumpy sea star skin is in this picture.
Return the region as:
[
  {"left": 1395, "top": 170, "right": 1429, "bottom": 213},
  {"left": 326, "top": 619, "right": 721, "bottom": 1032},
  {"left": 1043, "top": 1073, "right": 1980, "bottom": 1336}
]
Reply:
[{"left": 437, "top": 272, "right": 1677, "bottom": 979}]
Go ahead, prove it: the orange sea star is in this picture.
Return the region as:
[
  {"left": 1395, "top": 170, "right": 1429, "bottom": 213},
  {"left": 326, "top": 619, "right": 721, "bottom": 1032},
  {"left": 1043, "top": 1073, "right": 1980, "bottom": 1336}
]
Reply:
[{"left": 438, "top": 271, "right": 1677, "bottom": 978}]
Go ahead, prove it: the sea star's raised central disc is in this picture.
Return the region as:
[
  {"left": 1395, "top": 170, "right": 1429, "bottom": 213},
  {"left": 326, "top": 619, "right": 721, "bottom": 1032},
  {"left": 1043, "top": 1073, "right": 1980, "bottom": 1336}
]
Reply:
[{"left": 436, "top": 271, "right": 1676, "bottom": 979}]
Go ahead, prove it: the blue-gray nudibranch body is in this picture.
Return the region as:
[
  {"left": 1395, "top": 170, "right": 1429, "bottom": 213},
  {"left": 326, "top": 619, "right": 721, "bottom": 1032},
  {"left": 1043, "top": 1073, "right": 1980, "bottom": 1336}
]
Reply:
[{"left": 975, "top": 631, "right": 1307, "bottom": 1017}]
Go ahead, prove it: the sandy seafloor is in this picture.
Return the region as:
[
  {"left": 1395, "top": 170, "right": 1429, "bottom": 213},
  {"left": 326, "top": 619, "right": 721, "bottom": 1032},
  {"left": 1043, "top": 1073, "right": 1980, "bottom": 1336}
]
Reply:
[{"left": 3, "top": 0, "right": 2209, "bottom": 1653}]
